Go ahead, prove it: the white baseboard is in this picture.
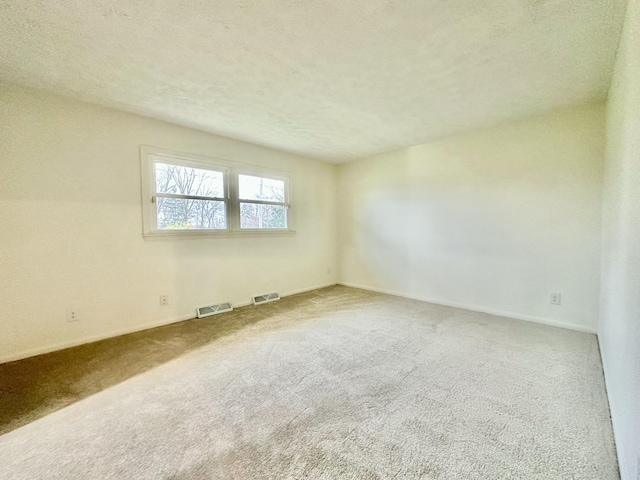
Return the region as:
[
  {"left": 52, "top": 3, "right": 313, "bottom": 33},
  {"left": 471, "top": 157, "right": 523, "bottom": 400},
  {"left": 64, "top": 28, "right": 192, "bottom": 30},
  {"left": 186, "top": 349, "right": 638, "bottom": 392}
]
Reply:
[
  {"left": 338, "top": 281, "right": 598, "bottom": 334},
  {"left": 2, "top": 280, "right": 593, "bottom": 365},
  {"left": 0, "top": 281, "right": 338, "bottom": 365},
  {"left": 281, "top": 282, "right": 337, "bottom": 297},
  {"left": 0, "top": 313, "right": 195, "bottom": 365}
]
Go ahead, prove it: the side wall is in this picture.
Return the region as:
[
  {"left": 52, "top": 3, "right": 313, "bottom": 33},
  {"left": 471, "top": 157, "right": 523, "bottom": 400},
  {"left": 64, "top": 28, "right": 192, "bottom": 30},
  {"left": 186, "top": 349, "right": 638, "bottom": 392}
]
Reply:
[
  {"left": 0, "top": 83, "right": 338, "bottom": 363},
  {"left": 600, "top": 0, "right": 640, "bottom": 478},
  {"left": 338, "top": 102, "right": 605, "bottom": 332}
]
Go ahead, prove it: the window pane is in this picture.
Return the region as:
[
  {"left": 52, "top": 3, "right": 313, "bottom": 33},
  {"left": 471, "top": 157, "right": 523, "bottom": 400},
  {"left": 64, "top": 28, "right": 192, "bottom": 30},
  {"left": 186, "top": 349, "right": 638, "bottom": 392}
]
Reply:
[
  {"left": 240, "top": 203, "right": 287, "bottom": 229},
  {"left": 238, "top": 174, "right": 285, "bottom": 202},
  {"left": 157, "top": 198, "right": 226, "bottom": 230},
  {"left": 155, "top": 161, "right": 224, "bottom": 198}
]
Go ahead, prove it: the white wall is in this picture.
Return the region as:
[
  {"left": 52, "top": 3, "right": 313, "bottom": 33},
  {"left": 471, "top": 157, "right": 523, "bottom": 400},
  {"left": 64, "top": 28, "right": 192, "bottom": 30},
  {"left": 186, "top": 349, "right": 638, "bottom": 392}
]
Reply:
[
  {"left": 600, "top": 0, "right": 640, "bottom": 478},
  {"left": 0, "top": 83, "right": 338, "bottom": 363},
  {"left": 338, "top": 103, "right": 605, "bottom": 332}
]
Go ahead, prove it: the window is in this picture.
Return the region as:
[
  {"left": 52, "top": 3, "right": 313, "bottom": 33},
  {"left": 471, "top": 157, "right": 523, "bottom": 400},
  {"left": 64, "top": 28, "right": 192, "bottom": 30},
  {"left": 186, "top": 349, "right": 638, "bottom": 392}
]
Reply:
[
  {"left": 239, "top": 174, "right": 288, "bottom": 229},
  {"left": 154, "top": 161, "right": 227, "bottom": 230},
  {"left": 141, "top": 147, "right": 291, "bottom": 236}
]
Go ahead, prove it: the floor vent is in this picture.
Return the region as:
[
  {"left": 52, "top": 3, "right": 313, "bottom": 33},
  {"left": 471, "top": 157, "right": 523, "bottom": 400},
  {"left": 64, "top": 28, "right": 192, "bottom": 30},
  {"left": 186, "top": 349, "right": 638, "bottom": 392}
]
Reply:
[
  {"left": 253, "top": 292, "right": 280, "bottom": 305},
  {"left": 196, "top": 302, "right": 233, "bottom": 319}
]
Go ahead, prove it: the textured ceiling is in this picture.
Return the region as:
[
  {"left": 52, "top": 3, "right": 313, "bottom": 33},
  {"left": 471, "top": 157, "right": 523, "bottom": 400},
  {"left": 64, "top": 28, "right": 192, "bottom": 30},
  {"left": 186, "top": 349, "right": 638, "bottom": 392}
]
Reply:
[{"left": 0, "top": 1, "right": 627, "bottom": 162}]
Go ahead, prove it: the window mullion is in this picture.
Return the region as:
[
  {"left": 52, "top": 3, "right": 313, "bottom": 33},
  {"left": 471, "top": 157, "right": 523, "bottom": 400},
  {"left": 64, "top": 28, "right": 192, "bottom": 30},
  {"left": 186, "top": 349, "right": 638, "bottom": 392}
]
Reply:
[{"left": 227, "top": 170, "right": 240, "bottom": 231}]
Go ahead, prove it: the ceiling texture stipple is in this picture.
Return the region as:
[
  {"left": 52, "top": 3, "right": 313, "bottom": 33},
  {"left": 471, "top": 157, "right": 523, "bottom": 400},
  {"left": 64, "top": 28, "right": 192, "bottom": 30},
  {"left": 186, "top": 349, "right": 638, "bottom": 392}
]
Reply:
[{"left": 0, "top": 0, "right": 627, "bottom": 162}]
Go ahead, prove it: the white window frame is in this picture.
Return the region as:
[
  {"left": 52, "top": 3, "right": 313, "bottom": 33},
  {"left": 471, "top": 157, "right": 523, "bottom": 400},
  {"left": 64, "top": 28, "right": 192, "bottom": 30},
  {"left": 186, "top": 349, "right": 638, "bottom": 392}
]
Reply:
[{"left": 140, "top": 146, "right": 294, "bottom": 238}]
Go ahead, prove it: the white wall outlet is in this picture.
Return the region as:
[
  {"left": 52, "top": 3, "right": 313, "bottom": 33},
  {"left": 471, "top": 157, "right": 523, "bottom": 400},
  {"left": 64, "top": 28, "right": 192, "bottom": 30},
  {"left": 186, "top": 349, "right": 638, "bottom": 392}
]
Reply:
[
  {"left": 550, "top": 293, "right": 562, "bottom": 306},
  {"left": 160, "top": 294, "right": 169, "bottom": 306},
  {"left": 66, "top": 310, "right": 80, "bottom": 322},
  {"left": 327, "top": 267, "right": 331, "bottom": 275}
]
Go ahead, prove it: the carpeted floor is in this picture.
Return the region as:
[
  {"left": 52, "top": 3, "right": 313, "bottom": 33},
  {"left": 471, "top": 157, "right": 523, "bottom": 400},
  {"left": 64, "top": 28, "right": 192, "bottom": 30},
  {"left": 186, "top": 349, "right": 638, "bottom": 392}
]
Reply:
[{"left": 0, "top": 286, "right": 618, "bottom": 479}]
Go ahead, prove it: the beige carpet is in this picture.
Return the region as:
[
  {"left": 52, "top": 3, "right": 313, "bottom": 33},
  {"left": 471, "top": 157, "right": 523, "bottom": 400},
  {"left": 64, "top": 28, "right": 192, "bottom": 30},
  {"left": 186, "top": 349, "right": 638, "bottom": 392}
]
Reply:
[{"left": 0, "top": 286, "right": 618, "bottom": 479}]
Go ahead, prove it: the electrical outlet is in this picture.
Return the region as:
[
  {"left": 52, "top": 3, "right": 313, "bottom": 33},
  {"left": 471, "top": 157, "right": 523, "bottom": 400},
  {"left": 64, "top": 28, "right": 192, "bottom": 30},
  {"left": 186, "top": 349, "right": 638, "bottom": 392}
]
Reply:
[
  {"left": 550, "top": 293, "right": 562, "bottom": 306},
  {"left": 66, "top": 310, "right": 80, "bottom": 322},
  {"left": 327, "top": 267, "right": 331, "bottom": 275},
  {"left": 160, "top": 295, "right": 169, "bottom": 306}
]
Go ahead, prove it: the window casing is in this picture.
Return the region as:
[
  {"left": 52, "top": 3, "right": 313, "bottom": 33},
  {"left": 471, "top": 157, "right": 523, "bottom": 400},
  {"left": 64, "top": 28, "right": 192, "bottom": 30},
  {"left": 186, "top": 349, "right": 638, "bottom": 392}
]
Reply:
[{"left": 141, "top": 147, "right": 292, "bottom": 237}]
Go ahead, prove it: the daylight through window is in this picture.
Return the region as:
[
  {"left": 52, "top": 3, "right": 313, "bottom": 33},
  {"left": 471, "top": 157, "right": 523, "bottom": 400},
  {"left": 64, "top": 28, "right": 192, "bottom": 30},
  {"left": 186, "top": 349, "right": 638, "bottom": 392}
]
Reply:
[
  {"left": 239, "top": 174, "right": 288, "bottom": 229},
  {"left": 141, "top": 149, "right": 291, "bottom": 236},
  {"left": 155, "top": 162, "right": 227, "bottom": 230}
]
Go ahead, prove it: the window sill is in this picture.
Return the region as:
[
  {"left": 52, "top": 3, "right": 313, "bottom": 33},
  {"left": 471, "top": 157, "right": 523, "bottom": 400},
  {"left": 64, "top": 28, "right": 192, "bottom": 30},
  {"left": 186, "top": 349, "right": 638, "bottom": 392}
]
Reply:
[{"left": 143, "top": 229, "right": 296, "bottom": 240}]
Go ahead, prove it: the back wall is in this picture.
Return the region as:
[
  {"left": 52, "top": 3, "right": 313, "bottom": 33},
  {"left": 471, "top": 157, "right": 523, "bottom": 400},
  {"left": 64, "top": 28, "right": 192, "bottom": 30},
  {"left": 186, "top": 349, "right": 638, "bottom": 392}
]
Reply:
[{"left": 338, "top": 102, "right": 605, "bottom": 332}]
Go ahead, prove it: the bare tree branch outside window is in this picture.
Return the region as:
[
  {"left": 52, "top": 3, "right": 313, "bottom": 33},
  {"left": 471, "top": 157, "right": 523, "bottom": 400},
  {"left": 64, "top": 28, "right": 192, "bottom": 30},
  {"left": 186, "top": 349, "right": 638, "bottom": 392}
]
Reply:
[{"left": 155, "top": 163, "right": 226, "bottom": 229}]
